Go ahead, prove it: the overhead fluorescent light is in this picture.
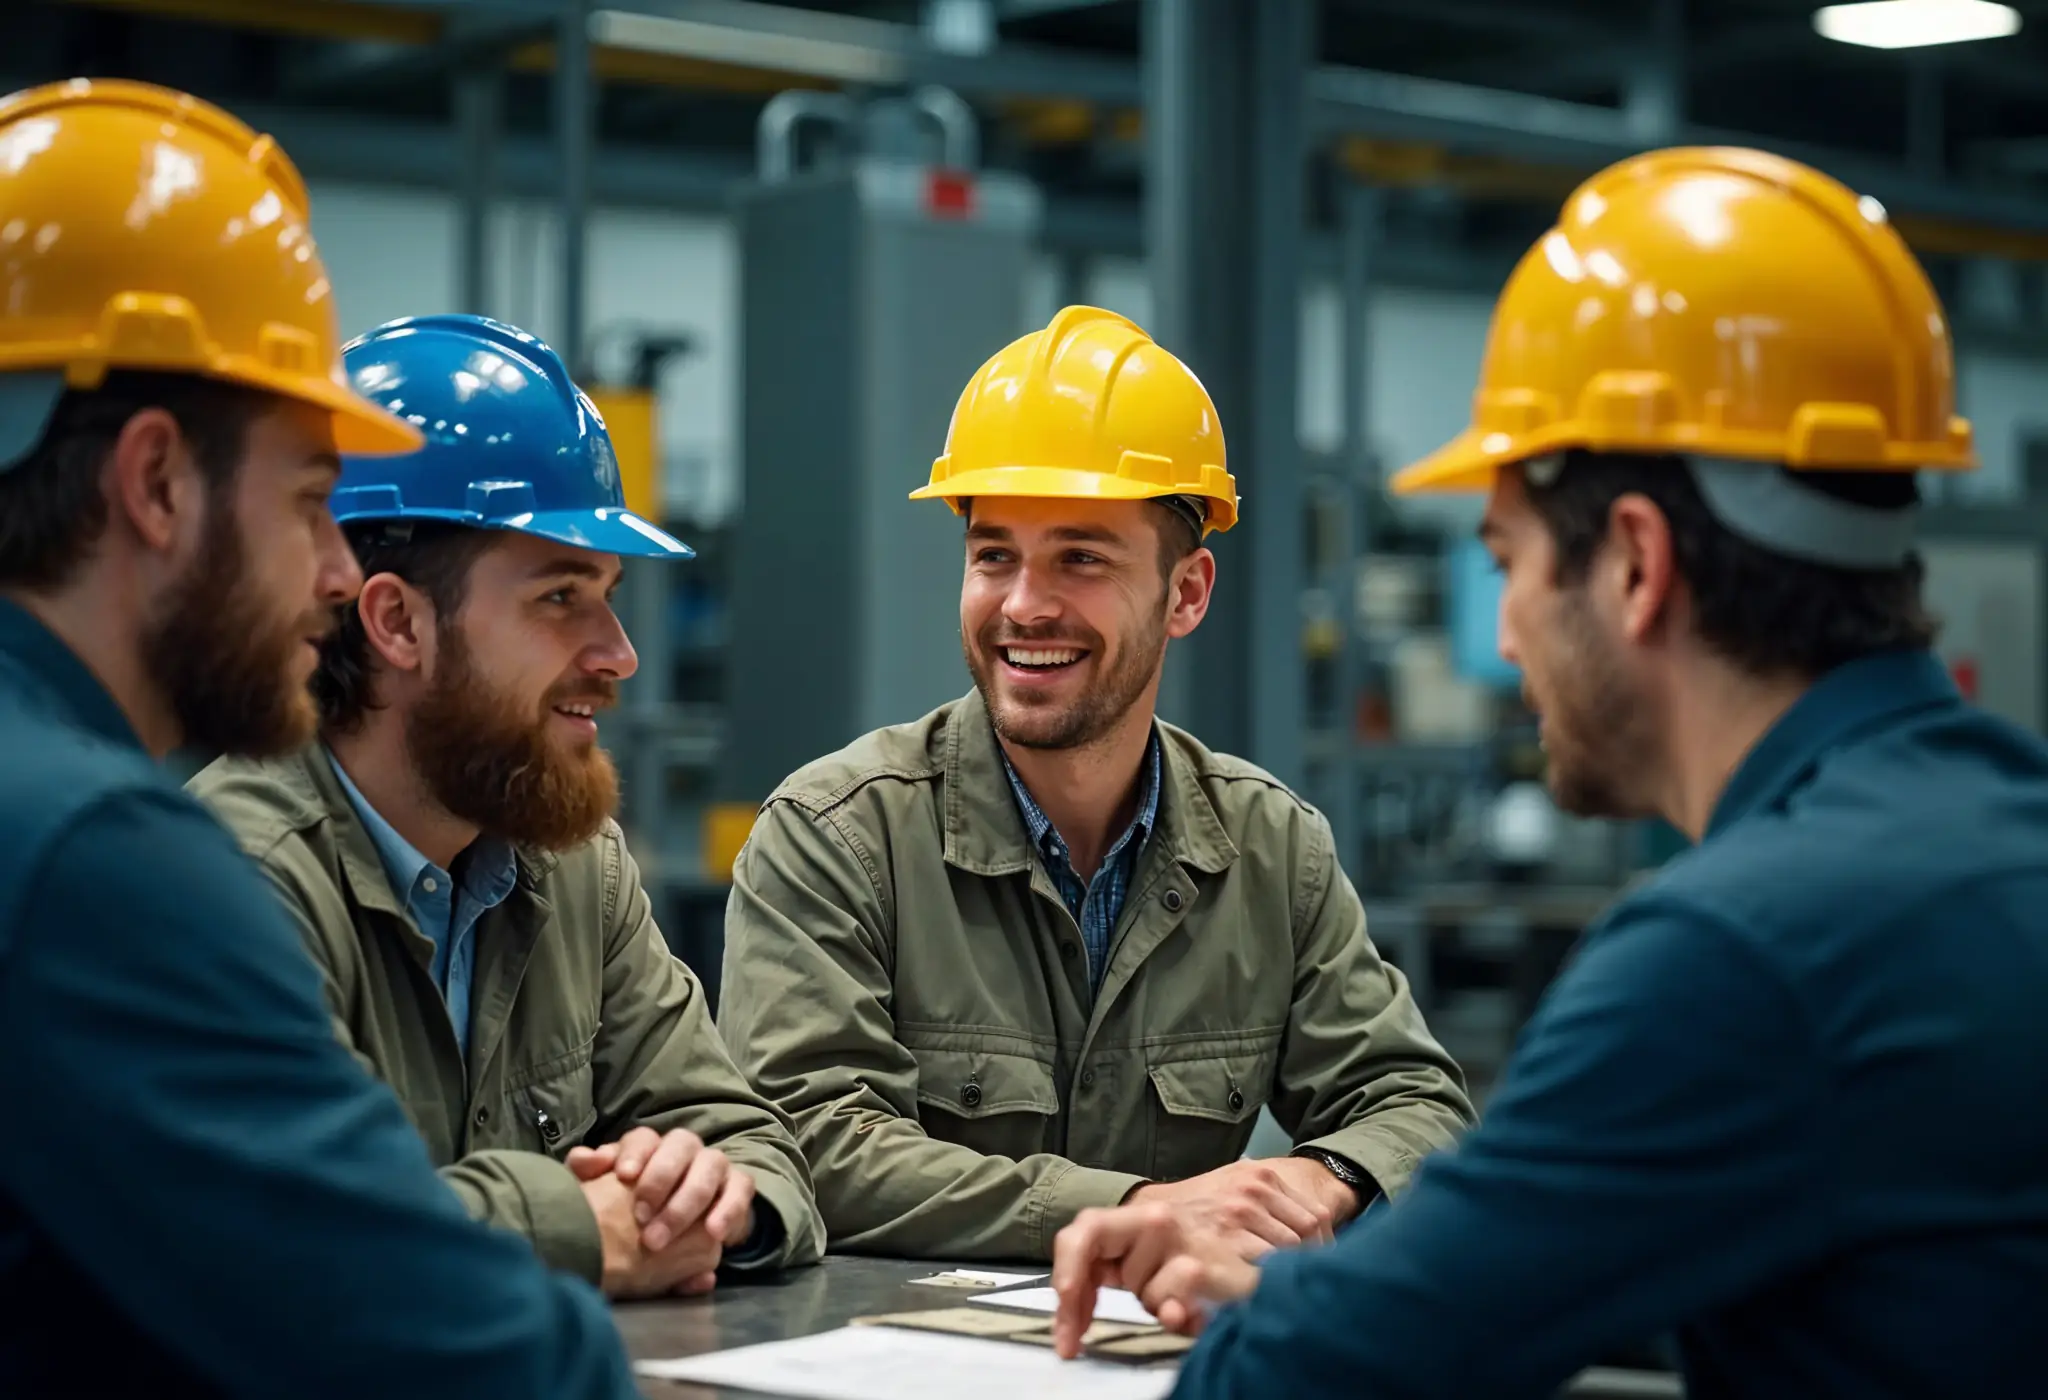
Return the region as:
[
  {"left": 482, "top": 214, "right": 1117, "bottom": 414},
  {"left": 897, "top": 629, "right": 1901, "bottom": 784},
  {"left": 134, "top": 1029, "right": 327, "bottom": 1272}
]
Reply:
[{"left": 1814, "top": 0, "right": 2021, "bottom": 50}]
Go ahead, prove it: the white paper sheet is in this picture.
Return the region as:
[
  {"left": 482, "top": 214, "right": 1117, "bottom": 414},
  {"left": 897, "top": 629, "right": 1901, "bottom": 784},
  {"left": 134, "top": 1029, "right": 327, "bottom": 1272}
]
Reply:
[
  {"left": 908, "top": 1268, "right": 1048, "bottom": 1288},
  {"left": 968, "top": 1285, "right": 1158, "bottom": 1326},
  {"left": 634, "top": 1325, "right": 1176, "bottom": 1400}
]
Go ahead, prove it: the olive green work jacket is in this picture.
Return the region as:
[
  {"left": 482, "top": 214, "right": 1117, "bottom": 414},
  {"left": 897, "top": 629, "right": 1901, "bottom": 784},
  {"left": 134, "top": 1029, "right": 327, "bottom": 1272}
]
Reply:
[
  {"left": 717, "top": 692, "right": 1474, "bottom": 1260},
  {"left": 190, "top": 746, "right": 824, "bottom": 1284}
]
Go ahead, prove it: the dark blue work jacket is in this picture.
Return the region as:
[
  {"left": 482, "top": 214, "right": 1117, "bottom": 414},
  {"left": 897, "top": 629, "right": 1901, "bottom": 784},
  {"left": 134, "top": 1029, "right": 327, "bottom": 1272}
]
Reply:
[
  {"left": 1175, "top": 648, "right": 2048, "bottom": 1400},
  {"left": 0, "top": 601, "right": 635, "bottom": 1399}
]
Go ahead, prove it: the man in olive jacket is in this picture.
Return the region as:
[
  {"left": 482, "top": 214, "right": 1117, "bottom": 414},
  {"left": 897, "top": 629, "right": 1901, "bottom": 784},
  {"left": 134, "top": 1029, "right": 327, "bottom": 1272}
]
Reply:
[
  {"left": 719, "top": 306, "right": 1473, "bottom": 1261},
  {"left": 193, "top": 314, "right": 822, "bottom": 1296}
]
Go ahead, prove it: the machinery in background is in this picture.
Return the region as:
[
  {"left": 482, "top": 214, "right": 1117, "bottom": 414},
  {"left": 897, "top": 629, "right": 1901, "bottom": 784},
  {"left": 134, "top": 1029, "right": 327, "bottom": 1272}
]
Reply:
[
  {"left": 710, "top": 85, "right": 1043, "bottom": 880},
  {"left": 583, "top": 325, "right": 698, "bottom": 525}
]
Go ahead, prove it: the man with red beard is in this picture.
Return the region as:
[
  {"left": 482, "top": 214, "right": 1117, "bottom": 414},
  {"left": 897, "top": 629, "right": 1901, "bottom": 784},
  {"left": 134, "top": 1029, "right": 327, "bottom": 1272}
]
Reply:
[
  {"left": 718, "top": 305, "right": 1472, "bottom": 1261},
  {"left": 190, "top": 314, "right": 822, "bottom": 1298},
  {"left": 1049, "top": 149, "right": 2048, "bottom": 1399},
  {"left": 0, "top": 84, "right": 636, "bottom": 1398}
]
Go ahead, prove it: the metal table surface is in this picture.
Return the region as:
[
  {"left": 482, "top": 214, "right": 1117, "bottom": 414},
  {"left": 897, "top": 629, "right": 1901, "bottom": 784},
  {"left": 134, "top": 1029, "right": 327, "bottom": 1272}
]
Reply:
[{"left": 617, "top": 1256, "right": 1684, "bottom": 1399}]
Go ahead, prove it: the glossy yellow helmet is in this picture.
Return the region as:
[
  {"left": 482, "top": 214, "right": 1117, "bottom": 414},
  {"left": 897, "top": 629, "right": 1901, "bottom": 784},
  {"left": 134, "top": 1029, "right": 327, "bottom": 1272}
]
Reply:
[
  {"left": 0, "top": 78, "right": 420, "bottom": 466},
  {"left": 1393, "top": 146, "right": 1974, "bottom": 496},
  {"left": 913, "top": 305, "right": 1239, "bottom": 535}
]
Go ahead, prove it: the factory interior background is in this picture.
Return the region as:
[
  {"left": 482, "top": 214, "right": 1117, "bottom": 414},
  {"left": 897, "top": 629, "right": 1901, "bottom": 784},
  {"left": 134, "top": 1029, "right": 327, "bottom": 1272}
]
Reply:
[{"left": 24, "top": 0, "right": 2048, "bottom": 1114}]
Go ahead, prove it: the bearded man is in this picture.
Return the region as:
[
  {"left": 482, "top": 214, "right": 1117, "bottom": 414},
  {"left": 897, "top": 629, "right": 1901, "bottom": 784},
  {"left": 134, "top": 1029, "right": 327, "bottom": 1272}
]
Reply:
[
  {"left": 190, "top": 314, "right": 823, "bottom": 1298},
  {"left": 0, "top": 85, "right": 635, "bottom": 1399},
  {"left": 716, "top": 306, "right": 1472, "bottom": 1262}
]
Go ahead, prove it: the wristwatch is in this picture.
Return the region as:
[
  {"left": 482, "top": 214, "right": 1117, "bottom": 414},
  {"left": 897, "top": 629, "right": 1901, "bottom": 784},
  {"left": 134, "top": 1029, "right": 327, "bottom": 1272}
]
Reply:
[{"left": 1291, "top": 1146, "right": 1378, "bottom": 1204}]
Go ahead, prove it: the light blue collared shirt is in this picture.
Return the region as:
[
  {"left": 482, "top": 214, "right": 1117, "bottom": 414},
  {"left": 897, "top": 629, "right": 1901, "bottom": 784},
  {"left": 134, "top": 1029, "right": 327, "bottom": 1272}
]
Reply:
[{"left": 327, "top": 749, "right": 518, "bottom": 1058}]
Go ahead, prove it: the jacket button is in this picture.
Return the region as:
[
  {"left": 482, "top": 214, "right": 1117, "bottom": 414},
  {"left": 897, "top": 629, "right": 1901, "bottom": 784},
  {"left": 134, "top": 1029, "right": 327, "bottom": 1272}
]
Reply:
[
  {"left": 1163, "top": 888, "right": 1184, "bottom": 912},
  {"left": 474, "top": 1106, "right": 490, "bottom": 1126},
  {"left": 962, "top": 1082, "right": 983, "bottom": 1108},
  {"left": 1061, "top": 941, "right": 1079, "bottom": 961},
  {"left": 1080, "top": 1068, "right": 1097, "bottom": 1090},
  {"left": 1227, "top": 1087, "right": 1245, "bottom": 1112}
]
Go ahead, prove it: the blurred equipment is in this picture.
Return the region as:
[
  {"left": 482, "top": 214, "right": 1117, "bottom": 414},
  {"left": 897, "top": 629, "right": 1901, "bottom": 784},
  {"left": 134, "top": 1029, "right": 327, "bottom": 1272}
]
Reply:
[
  {"left": 720, "top": 86, "right": 1041, "bottom": 819},
  {"left": 584, "top": 326, "right": 698, "bottom": 524},
  {"left": 1919, "top": 537, "right": 2044, "bottom": 731}
]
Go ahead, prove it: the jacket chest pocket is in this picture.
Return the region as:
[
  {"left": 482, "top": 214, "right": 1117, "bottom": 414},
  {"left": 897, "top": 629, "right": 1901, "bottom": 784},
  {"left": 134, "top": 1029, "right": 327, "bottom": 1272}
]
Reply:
[
  {"left": 1145, "top": 1043, "right": 1278, "bottom": 1183},
  {"left": 910, "top": 1046, "right": 1061, "bottom": 1159},
  {"left": 504, "top": 1035, "right": 600, "bottom": 1161}
]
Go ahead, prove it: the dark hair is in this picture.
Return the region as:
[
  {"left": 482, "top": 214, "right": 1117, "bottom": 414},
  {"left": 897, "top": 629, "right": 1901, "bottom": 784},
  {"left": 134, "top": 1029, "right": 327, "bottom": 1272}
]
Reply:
[
  {"left": 0, "top": 371, "right": 267, "bottom": 590},
  {"left": 1148, "top": 499, "right": 1202, "bottom": 580},
  {"left": 1523, "top": 449, "right": 1937, "bottom": 679},
  {"left": 311, "top": 521, "right": 498, "bottom": 733}
]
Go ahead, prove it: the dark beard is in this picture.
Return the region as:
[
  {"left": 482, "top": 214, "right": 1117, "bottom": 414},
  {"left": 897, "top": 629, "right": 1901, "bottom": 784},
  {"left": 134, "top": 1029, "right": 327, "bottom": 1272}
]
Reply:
[
  {"left": 1541, "top": 592, "right": 1654, "bottom": 820},
  {"left": 964, "top": 604, "right": 1166, "bottom": 752},
  {"left": 404, "top": 627, "right": 619, "bottom": 851},
  {"left": 139, "top": 495, "right": 324, "bottom": 758}
]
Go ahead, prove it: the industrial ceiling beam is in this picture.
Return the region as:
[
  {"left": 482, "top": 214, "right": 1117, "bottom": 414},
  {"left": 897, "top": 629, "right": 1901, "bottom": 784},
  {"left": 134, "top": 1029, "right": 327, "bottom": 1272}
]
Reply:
[{"left": 42, "top": 0, "right": 2048, "bottom": 236}]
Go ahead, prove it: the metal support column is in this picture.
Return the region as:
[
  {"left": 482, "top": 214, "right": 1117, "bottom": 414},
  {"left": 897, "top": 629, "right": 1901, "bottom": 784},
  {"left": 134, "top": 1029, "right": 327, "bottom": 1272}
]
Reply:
[
  {"left": 1328, "top": 178, "right": 1384, "bottom": 875},
  {"left": 1624, "top": 0, "right": 1683, "bottom": 145},
  {"left": 455, "top": 60, "right": 504, "bottom": 316},
  {"left": 1143, "top": 0, "right": 1314, "bottom": 787},
  {"left": 556, "top": 0, "right": 593, "bottom": 374},
  {"left": 1908, "top": 56, "right": 1945, "bottom": 178}
]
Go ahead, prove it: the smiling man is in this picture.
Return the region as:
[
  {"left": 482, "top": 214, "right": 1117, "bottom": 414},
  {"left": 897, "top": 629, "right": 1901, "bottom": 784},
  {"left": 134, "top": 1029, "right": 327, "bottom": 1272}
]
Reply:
[
  {"left": 717, "top": 305, "right": 1472, "bottom": 1261},
  {"left": 190, "top": 314, "right": 822, "bottom": 1298}
]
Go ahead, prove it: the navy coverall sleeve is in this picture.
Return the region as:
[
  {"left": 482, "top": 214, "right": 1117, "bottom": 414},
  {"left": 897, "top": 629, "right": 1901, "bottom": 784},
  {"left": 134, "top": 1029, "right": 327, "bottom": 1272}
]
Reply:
[
  {"left": 1171, "top": 899, "right": 1835, "bottom": 1400},
  {"left": 0, "top": 792, "right": 637, "bottom": 1400}
]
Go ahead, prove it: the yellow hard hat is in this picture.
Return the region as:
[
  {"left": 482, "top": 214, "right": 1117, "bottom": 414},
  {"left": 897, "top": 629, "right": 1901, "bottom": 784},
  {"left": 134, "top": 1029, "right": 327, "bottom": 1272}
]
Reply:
[
  {"left": 911, "top": 305, "right": 1238, "bottom": 535},
  {"left": 0, "top": 78, "right": 421, "bottom": 461},
  {"left": 1392, "top": 146, "right": 1974, "bottom": 495}
]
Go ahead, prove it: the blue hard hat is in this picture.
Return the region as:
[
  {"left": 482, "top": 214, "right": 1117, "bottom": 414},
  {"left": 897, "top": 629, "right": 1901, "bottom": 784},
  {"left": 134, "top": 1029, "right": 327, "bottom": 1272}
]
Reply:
[{"left": 333, "top": 313, "right": 693, "bottom": 559}]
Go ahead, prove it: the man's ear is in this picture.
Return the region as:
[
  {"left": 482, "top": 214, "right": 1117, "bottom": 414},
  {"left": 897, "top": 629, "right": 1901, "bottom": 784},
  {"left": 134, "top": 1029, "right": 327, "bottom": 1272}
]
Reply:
[
  {"left": 106, "top": 408, "right": 206, "bottom": 556},
  {"left": 354, "top": 572, "right": 436, "bottom": 677},
  {"left": 1604, "top": 493, "right": 1678, "bottom": 644},
  {"left": 1165, "top": 548, "right": 1216, "bottom": 641}
]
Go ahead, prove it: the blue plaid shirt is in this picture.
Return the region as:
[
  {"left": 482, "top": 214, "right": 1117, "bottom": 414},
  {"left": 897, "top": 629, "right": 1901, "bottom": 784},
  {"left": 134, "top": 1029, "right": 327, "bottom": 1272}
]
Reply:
[{"left": 1000, "top": 733, "right": 1163, "bottom": 997}]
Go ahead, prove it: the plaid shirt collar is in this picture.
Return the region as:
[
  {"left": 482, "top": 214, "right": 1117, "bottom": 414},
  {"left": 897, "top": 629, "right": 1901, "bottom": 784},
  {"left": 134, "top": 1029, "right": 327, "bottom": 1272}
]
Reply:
[{"left": 999, "top": 731, "right": 1163, "bottom": 891}]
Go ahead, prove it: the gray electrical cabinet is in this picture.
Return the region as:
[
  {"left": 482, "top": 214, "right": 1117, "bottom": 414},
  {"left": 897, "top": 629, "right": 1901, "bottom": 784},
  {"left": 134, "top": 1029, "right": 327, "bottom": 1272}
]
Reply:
[{"left": 722, "top": 118, "right": 1042, "bottom": 804}]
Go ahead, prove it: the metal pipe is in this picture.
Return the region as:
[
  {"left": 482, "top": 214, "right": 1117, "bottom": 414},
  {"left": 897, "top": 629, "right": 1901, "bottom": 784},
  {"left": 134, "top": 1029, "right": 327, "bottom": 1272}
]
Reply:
[
  {"left": 454, "top": 60, "right": 504, "bottom": 317},
  {"left": 911, "top": 85, "right": 980, "bottom": 171},
  {"left": 556, "top": 0, "right": 593, "bottom": 376},
  {"left": 756, "top": 90, "right": 858, "bottom": 183}
]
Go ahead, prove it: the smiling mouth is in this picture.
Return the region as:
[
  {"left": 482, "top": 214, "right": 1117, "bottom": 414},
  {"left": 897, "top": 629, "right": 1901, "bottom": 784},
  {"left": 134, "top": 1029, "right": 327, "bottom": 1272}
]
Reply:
[
  {"left": 1001, "top": 646, "right": 1086, "bottom": 672},
  {"left": 553, "top": 702, "right": 599, "bottom": 721}
]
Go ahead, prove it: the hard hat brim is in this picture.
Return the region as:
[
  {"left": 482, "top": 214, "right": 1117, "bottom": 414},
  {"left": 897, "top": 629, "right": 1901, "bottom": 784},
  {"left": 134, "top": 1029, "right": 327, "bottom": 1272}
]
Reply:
[
  {"left": 1390, "top": 428, "right": 1535, "bottom": 496},
  {"left": 909, "top": 464, "right": 1237, "bottom": 533},
  {"left": 239, "top": 362, "right": 427, "bottom": 457},
  {"left": 517, "top": 507, "right": 695, "bottom": 559}
]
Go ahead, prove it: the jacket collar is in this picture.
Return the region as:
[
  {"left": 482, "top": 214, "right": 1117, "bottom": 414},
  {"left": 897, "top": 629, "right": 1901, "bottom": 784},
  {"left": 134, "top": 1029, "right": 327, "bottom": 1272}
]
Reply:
[
  {"left": 271, "top": 741, "right": 559, "bottom": 921},
  {"left": 1707, "top": 648, "right": 1958, "bottom": 840},
  {"left": 0, "top": 598, "right": 144, "bottom": 752},
  {"left": 940, "top": 689, "right": 1237, "bottom": 878}
]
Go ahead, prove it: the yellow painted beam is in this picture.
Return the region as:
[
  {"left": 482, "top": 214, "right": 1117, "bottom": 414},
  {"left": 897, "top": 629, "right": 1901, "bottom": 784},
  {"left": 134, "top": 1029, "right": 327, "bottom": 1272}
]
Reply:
[{"left": 59, "top": 0, "right": 439, "bottom": 45}]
